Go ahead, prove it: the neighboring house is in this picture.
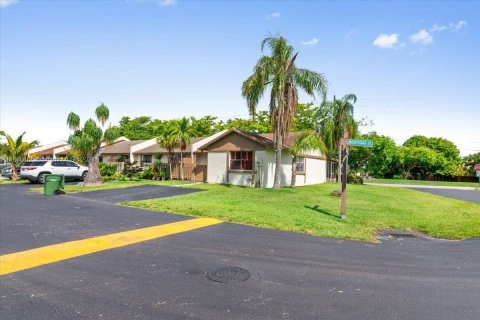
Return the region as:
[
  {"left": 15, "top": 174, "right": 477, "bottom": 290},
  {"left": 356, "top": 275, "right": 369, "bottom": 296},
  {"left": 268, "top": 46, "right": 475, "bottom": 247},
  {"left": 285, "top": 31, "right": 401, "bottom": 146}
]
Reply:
[
  {"left": 99, "top": 139, "right": 147, "bottom": 163},
  {"left": 199, "top": 129, "right": 328, "bottom": 188},
  {"left": 28, "top": 141, "right": 69, "bottom": 159}
]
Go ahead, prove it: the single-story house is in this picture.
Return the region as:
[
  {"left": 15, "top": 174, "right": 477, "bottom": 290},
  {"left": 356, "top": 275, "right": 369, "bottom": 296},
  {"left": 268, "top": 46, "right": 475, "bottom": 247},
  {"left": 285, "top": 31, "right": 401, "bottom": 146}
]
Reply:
[
  {"left": 28, "top": 141, "right": 69, "bottom": 159},
  {"left": 198, "top": 128, "right": 330, "bottom": 188}
]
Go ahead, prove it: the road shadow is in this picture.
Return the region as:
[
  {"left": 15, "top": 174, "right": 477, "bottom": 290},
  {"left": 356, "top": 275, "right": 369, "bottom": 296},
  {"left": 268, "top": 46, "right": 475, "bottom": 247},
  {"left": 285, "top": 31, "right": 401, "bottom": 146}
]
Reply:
[{"left": 304, "top": 205, "right": 341, "bottom": 220}]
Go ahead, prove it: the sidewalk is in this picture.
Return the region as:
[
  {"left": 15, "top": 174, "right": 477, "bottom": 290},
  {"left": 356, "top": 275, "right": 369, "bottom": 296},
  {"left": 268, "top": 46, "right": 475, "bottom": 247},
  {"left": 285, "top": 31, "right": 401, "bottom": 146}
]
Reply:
[{"left": 364, "top": 183, "right": 478, "bottom": 191}]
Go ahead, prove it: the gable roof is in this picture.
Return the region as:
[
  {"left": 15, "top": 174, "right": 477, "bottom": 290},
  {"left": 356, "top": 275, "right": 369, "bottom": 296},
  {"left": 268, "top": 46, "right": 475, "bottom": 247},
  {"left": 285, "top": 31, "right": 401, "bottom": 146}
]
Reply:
[
  {"left": 133, "top": 137, "right": 206, "bottom": 155},
  {"left": 198, "top": 128, "right": 300, "bottom": 151},
  {"left": 100, "top": 140, "right": 146, "bottom": 154}
]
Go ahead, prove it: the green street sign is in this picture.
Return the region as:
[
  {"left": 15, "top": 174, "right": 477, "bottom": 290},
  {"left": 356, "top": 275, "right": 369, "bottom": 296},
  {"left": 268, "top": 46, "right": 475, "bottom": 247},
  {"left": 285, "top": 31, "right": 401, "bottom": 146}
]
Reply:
[{"left": 347, "top": 139, "right": 373, "bottom": 147}]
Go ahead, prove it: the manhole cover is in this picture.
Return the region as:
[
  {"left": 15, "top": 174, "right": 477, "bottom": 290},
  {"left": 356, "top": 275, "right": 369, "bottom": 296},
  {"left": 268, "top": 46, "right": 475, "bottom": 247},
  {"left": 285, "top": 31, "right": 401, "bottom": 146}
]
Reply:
[{"left": 206, "top": 266, "right": 250, "bottom": 283}]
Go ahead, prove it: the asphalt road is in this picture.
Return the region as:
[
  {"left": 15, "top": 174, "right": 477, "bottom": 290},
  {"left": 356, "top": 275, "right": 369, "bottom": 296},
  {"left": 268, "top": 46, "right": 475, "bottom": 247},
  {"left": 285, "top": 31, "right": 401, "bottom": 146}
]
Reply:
[
  {"left": 1, "top": 184, "right": 480, "bottom": 320},
  {"left": 408, "top": 187, "right": 480, "bottom": 203}
]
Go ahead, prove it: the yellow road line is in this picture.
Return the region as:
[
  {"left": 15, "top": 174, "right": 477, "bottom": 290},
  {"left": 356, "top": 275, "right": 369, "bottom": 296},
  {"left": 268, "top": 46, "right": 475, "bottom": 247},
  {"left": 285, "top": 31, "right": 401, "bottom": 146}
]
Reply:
[{"left": 0, "top": 218, "right": 222, "bottom": 276}]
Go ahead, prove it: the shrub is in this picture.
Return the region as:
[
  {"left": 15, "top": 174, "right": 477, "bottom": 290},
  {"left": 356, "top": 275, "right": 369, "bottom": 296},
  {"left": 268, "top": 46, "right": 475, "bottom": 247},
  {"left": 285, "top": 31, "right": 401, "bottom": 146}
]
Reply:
[
  {"left": 139, "top": 168, "right": 153, "bottom": 180},
  {"left": 123, "top": 160, "right": 142, "bottom": 180},
  {"left": 99, "top": 163, "right": 117, "bottom": 177},
  {"left": 347, "top": 172, "right": 364, "bottom": 185}
]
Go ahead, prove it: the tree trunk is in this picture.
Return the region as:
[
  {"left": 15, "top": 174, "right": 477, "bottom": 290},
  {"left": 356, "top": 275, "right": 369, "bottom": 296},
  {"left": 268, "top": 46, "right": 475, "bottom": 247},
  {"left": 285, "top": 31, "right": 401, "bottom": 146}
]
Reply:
[
  {"left": 180, "top": 152, "right": 184, "bottom": 180},
  {"left": 290, "top": 156, "right": 296, "bottom": 188},
  {"left": 11, "top": 164, "right": 19, "bottom": 181},
  {"left": 336, "top": 140, "right": 342, "bottom": 183},
  {"left": 168, "top": 154, "right": 173, "bottom": 180},
  {"left": 83, "top": 154, "right": 103, "bottom": 185},
  {"left": 273, "top": 127, "right": 283, "bottom": 189}
]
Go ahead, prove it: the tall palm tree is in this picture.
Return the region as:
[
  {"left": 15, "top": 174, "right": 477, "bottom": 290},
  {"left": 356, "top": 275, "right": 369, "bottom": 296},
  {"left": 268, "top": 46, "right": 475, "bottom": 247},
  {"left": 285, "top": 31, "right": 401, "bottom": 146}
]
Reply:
[
  {"left": 318, "top": 94, "right": 358, "bottom": 180},
  {"left": 290, "top": 131, "right": 326, "bottom": 188},
  {"left": 0, "top": 131, "right": 38, "bottom": 180},
  {"left": 67, "top": 103, "right": 118, "bottom": 185},
  {"left": 242, "top": 36, "right": 327, "bottom": 189},
  {"left": 171, "top": 117, "right": 192, "bottom": 180},
  {"left": 157, "top": 127, "right": 178, "bottom": 180}
]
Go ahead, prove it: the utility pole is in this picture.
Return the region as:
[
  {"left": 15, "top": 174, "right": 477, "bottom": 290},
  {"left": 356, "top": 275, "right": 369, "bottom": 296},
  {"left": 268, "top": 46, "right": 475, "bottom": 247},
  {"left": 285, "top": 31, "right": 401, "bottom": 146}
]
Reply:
[{"left": 340, "top": 130, "right": 349, "bottom": 220}]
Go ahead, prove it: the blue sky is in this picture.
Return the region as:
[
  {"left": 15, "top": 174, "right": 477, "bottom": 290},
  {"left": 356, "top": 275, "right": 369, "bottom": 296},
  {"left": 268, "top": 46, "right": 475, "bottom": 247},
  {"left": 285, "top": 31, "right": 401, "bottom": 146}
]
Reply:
[{"left": 1, "top": 0, "right": 479, "bottom": 155}]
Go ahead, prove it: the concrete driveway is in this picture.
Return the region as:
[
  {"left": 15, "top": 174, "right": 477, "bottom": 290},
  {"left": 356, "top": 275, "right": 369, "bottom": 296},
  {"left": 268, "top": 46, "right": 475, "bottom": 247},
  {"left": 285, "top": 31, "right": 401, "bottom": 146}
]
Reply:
[{"left": 1, "top": 183, "right": 479, "bottom": 320}]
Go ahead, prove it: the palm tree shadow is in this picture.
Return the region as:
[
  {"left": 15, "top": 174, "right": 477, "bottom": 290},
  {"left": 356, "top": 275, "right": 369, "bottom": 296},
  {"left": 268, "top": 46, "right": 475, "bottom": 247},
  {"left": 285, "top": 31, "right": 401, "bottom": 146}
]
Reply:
[{"left": 304, "top": 205, "right": 341, "bottom": 220}]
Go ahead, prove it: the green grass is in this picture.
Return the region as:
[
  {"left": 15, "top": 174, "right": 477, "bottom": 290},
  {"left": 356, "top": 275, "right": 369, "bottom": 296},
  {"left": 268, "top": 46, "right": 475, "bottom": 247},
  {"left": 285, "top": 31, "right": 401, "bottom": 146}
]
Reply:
[
  {"left": 0, "top": 179, "right": 30, "bottom": 184},
  {"left": 123, "top": 183, "right": 480, "bottom": 242},
  {"left": 367, "top": 178, "right": 479, "bottom": 188},
  {"left": 30, "top": 179, "right": 192, "bottom": 193}
]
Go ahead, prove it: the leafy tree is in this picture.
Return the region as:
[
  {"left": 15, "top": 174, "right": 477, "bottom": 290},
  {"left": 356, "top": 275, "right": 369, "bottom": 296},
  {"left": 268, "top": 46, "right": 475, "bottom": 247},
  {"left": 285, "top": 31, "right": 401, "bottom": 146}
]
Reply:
[
  {"left": 0, "top": 131, "right": 38, "bottom": 180},
  {"left": 464, "top": 152, "right": 480, "bottom": 176},
  {"left": 115, "top": 116, "right": 153, "bottom": 140},
  {"left": 290, "top": 131, "right": 326, "bottom": 187},
  {"left": 171, "top": 117, "right": 192, "bottom": 180},
  {"left": 403, "top": 135, "right": 462, "bottom": 176},
  {"left": 349, "top": 132, "right": 398, "bottom": 178},
  {"left": 189, "top": 115, "right": 219, "bottom": 137},
  {"left": 396, "top": 146, "right": 438, "bottom": 179},
  {"left": 242, "top": 35, "right": 327, "bottom": 189},
  {"left": 293, "top": 103, "right": 320, "bottom": 132},
  {"left": 66, "top": 103, "right": 118, "bottom": 185}
]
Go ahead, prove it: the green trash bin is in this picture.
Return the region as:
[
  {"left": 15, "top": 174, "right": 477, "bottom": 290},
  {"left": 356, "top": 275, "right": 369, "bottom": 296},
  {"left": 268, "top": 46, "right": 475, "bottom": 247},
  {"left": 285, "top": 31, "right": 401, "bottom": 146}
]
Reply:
[{"left": 44, "top": 174, "right": 65, "bottom": 196}]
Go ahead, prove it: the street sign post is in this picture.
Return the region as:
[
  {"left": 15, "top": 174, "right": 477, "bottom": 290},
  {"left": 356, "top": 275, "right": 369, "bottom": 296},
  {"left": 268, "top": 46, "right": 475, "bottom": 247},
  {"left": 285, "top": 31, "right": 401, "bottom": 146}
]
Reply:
[
  {"left": 338, "top": 135, "right": 374, "bottom": 220},
  {"left": 475, "top": 164, "right": 480, "bottom": 189}
]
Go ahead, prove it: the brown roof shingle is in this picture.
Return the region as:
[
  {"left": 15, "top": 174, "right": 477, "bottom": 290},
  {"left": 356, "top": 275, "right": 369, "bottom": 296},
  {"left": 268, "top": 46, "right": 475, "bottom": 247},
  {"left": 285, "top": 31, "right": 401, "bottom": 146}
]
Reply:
[
  {"left": 133, "top": 137, "right": 206, "bottom": 155},
  {"left": 100, "top": 140, "right": 146, "bottom": 154}
]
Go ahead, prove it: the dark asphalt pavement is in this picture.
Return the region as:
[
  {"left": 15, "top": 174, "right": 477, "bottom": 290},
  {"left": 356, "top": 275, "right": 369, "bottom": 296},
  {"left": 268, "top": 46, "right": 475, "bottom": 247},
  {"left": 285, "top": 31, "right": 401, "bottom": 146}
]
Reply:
[
  {"left": 1, "top": 184, "right": 480, "bottom": 320},
  {"left": 408, "top": 187, "right": 480, "bottom": 203},
  {"left": 66, "top": 184, "right": 201, "bottom": 204}
]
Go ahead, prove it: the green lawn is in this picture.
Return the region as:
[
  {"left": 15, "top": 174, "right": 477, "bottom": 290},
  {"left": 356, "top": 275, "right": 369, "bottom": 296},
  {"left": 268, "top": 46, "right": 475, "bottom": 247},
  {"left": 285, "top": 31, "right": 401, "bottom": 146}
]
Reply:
[
  {"left": 30, "top": 179, "right": 192, "bottom": 193},
  {"left": 0, "top": 179, "right": 30, "bottom": 184},
  {"left": 123, "top": 183, "right": 480, "bottom": 242},
  {"left": 367, "top": 178, "right": 479, "bottom": 188}
]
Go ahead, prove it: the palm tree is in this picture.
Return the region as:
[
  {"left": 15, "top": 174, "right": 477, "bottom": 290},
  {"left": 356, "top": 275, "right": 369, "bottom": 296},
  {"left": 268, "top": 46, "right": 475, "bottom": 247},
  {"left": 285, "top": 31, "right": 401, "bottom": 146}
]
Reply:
[
  {"left": 66, "top": 103, "right": 118, "bottom": 185},
  {"left": 157, "top": 127, "right": 178, "bottom": 180},
  {"left": 290, "top": 131, "right": 326, "bottom": 188},
  {"left": 318, "top": 94, "right": 358, "bottom": 180},
  {"left": 242, "top": 35, "right": 327, "bottom": 189},
  {"left": 171, "top": 117, "right": 192, "bottom": 180},
  {"left": 0, "top": 131, "right": 38, "bottom": 180}
]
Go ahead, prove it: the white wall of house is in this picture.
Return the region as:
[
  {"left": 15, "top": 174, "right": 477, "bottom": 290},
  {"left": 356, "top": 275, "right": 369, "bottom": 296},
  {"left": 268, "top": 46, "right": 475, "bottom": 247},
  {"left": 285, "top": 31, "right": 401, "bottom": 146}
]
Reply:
[
  {"left": 229, "top": 172, "right": 253, "bottom": 186},
  {"left": 207, "top": 152, "right": 227, "bottom": 184},
  {"left": 252, "top": 148, "right": 327, "bottom": 188},
  {"left": 130, "top": 138, "right": 156, "bottom": 162}
]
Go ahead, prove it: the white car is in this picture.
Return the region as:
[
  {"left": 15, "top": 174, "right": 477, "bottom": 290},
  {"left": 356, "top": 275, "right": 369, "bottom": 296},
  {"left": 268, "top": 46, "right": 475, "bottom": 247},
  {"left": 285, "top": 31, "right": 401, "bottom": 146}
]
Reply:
[{"left": 20, "top": 160, "right": 89, "bottom": 184}]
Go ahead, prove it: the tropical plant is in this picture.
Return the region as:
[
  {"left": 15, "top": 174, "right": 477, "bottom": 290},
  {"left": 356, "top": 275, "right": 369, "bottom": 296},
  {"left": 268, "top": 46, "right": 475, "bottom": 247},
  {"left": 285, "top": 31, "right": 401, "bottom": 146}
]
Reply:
[
  {"left": 290, "top": 131, "right": 326, "bottom": 187},
  {"left": 171, "top": 117, "right": 192, "bottom": 180},
  {"left": 242, "top": 35, "right": 327, "bottom": 189},
  {"left": 0, "top": 131, "right": 38, "bottom": 180},
  {"left": 66, "top": 103, "right": 118, "bottom": 185},
  {"left": 318, "top": 94, "right": 358, "bottom": 181},
  {"left": 157, "top": 127, "right": 178, "bottom": 180}
]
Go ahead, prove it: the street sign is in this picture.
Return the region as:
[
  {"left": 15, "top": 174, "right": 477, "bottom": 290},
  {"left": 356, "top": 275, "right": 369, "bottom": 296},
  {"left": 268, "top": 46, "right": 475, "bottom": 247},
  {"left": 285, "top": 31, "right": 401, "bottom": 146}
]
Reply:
[
  {"left": 347, "top": 139, "right": 373, "bottom": 147},
  {"left": 474, "top": 163, "right": 480, "bottom": 171},
  {"left": 476, "top": 171, "right": 480, "bottom": 178}
]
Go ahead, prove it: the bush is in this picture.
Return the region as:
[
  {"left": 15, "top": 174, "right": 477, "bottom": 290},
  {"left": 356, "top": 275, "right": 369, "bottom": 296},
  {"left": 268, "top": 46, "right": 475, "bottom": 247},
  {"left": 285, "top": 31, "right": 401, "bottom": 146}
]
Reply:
[
  {"left": 347, "top": 172, "right": 364, "bottom": 185},
  {"left": 99, "top": 163, "right": 117, "bottom": 177},
  {"left": 139, "top": 168, "right": 153, "bottom": 180},
  {"left": 123, "top": 161, "right": 142, "bottom": 180}
]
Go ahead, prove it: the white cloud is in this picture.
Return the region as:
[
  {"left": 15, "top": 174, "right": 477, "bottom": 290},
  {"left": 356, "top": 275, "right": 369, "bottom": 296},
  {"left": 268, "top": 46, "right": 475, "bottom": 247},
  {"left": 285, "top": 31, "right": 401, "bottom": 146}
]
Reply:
[
  {"left": 265, "top": 12, "right": 280, "bottom": 20},
  {"left": 0, "top": 0, "right": 18, "bottom": 8},
  {"left": 157, "top": 0, "right": 176, "bottom": 6},
  {"left": 373, "top": 33, "right": 399, "bottom": 49},
  {"left": 451, "top": 20, "right": 467, "bottom": 31},
  {"left": 410, "top": 30, "right": 433, "bottom": 45},
  {"left": 430, "top": 24, "right": 447, "bottom": 32},
  {"left": 301, "top": 38, "right": 319, "bottom": 46}
]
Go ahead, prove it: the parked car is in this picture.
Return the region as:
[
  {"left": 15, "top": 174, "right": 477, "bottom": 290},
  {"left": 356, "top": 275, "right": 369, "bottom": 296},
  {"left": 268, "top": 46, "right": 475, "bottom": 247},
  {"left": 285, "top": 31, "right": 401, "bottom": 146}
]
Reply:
[
  {"left": 20, "top": 160, "right": 89, "bottom": 183},
  {"left": 1, "top": 166, "right": 15, "bottom": 178}
]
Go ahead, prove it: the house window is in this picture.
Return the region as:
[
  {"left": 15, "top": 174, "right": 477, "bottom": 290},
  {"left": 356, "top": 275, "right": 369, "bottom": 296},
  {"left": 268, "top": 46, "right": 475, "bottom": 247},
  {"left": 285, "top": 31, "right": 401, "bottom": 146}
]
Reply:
[
  {"left": 141, "top": 155, "right": 152, "bottom": 167},
  {"left": 295, "top": 156, "right": 305, "bottom": 173},
  {"left": 229, "top": 151, "right": 253, "bottom": 171}
]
